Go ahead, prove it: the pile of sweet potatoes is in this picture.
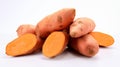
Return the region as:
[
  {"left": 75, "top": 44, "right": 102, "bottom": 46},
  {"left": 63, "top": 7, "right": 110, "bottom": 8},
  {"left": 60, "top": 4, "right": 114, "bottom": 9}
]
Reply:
[{"left": 6, "top": 8, "right": 114, "bottom": 58}]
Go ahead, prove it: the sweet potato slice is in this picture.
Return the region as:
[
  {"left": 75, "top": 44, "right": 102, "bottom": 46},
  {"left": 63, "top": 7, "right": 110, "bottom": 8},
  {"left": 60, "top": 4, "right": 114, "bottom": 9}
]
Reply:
[
  {"left": 42, "top": 31, "right": 68, "bottom": 58},
  {"left": 6, "top": 33, "right": 39, "bottom": 56},
  {"left": 90, "top": 32, "right": 114, "bottom": 47}
]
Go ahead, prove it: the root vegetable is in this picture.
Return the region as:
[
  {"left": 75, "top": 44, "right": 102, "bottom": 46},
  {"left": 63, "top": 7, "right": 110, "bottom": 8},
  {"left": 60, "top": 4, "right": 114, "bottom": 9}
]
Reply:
[
  {"left": 42, "top": 31, "right": 69, "bottom": 58},
  {"left": 70, "top": 17, "right": 95, "bottom": 38},
  {"left": 16, "top": 24, "right": 35, "bottom": 36},
  {"left": 69, "top": 34, "right": 99, "bottom": 57},
  {"left": 6, "top": 33, "right": 43, "bottom": 56},
  {"left": 90, "top": 32, "right": 114, "bottom": 47},
  {"left": 36, "top": 8, "right": 75, "bottom": 39}
]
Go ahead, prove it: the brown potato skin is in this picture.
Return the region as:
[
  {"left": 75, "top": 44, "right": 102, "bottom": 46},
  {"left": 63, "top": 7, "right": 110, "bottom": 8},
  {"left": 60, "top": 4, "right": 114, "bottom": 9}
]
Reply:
[
  {"left": 16, "top": 24, "right": 35, "bottom": 36},
  {"left": 70, "top": 17, "right": 96, "bottom": 38},
  {"left": 35, "top": 8, "right": 75, "bottom": 39},
  {"left": 69, "top": 34, "right": 99, "bottom": 57}
]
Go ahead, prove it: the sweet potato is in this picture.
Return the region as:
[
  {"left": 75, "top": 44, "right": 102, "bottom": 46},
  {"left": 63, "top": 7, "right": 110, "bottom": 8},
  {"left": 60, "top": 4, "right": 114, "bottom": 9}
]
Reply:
[
  {"left": 90, "top": 32, "right": 114, "bottom": 47},
  {"left": 42, "top": 31, "right": 69, "bottom": 58},
  {"left": 70, "top": 17, "right": 95, "bottom": 38},
  {"left": 69, "top": 34, "right": 99, "bottom": 57},
  {"left": 6, "top": 33, "right": 43, "bottom": 56},
  {"left": 36, "top": 8, "right": 75, "bottom": 39},
  {"left": 16, "top": 24, "right": 35, "bottom": 36}
]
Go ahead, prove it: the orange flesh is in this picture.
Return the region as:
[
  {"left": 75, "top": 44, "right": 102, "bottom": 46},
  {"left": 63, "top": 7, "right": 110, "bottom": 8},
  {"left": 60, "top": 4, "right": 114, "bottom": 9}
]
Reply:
[
  {"left": 90, "top": 32, "right": 114, "bottom": 47},
  {"left": 42, "top": 32, "right": 67, "bottom": 58},
  {"left": 6, "top": 33, "right": 37, "bottom": 56}
]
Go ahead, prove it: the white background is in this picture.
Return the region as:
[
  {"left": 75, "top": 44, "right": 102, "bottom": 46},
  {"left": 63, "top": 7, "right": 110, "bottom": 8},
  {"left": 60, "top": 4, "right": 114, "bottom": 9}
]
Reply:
[{"left": 0, "top": 0, "right": 120, "bottom": 67}]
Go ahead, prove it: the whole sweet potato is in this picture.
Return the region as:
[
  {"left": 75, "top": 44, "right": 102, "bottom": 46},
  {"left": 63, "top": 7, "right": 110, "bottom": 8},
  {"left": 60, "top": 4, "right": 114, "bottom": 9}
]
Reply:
[
  {"left": 36, "top": 8, "right": 75, "bottom": 39},
  {"left": 70, "top": 17, "right": 95, "bottom": 38},
  {"left": 69, "top": 34, "right": 99, "bottom": 57},
  {"left": 16, "top": 24, "right": 35, "bottom": 36}
]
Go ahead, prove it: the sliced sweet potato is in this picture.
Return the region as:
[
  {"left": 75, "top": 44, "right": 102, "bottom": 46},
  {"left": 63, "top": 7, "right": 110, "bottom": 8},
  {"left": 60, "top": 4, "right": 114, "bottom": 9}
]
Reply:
[{"left": 42, "top": 31, "right": 68, "bottom": 58}]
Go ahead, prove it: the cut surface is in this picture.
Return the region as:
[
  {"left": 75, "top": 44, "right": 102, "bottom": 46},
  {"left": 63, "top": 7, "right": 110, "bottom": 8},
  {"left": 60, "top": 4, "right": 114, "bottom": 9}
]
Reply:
[
  {"left": 90, "top": 32, "right": 114, "bottom": 47},
  {"left": 6, "top": 33, "right": 37, "bottom": 56},
  {"left": 42, "top": 32, "right": 67, "bottom": 58}
]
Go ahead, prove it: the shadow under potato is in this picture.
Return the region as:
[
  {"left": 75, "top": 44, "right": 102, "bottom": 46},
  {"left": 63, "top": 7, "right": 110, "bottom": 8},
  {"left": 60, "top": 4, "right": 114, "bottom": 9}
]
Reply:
[
  {"left": 67, "top": 47, "right": 93, "bottom": 58},
  {"left": 9, "top": 50, "right": 42, "bottom": 57},
  {"left": 8, "top": 47, "right": 97, "bottom": 59},
  {"left": 42, "top": 47, "right": 94, "bottom": 60}
]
